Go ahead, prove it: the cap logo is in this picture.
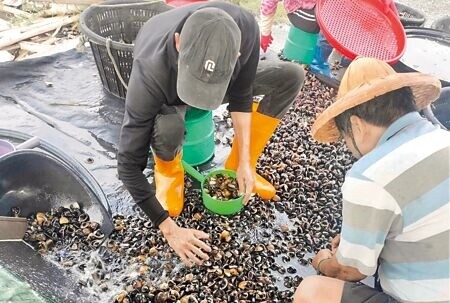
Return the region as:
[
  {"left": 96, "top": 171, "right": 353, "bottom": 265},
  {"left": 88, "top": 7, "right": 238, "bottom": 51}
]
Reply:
[{"left": 204, "top": 60, "right": 216, "bottom": 72}]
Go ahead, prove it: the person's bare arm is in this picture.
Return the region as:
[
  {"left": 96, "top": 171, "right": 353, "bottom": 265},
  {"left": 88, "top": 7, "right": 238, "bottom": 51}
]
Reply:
[
  {"left": 313, "top": 249, "right": 367, "bottom": 282},
  {"left": 230, "top": 111, "right": 254, "bottom": 204}
]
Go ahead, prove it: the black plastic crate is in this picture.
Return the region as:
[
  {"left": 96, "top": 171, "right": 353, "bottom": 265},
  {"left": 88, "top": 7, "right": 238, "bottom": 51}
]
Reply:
[{"left": 80, "top": 0, "right": 172, "bottom": 99}]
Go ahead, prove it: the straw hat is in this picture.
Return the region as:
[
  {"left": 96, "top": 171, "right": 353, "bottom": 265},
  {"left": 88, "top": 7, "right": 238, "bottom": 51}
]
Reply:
[{"left": 311, "top": 57, "right": 442, "bottom": 143}]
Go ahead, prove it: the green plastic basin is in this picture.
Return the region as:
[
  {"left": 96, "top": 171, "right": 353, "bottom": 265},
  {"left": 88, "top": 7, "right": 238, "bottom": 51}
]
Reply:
[
  {"left": 182, "top": 108, "right": 215, "bottom": 166},
  {"left": 283, "top": 25, "right": 318, "bottom": 64}
]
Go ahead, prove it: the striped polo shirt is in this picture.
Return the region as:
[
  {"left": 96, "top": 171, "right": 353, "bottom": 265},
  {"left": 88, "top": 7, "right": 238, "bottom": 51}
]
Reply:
[{"left": 336, "top": 112, "right": 450, "bottom": 303}]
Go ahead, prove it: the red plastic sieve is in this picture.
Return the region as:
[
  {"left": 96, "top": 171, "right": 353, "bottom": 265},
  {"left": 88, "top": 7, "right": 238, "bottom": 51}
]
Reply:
[{"left": 316, "top": 0, "right": 406, "bottom": 64}]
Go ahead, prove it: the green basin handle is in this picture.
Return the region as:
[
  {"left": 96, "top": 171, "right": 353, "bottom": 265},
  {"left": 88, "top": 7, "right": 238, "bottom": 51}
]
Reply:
[{"left": 182, "top": 160, "right": 205, "bottom": 183}]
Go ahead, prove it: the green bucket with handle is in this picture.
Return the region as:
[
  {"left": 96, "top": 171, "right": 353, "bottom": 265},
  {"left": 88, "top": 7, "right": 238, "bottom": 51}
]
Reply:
[
  {"left": 283, "top": 25, "right": 318, "bottom": 64},
  {"left": 182, "top": 108, "right": 215, "bottom": 166},
  {"left": 182, "top": 161, "right": 244, "bottom": 215}
]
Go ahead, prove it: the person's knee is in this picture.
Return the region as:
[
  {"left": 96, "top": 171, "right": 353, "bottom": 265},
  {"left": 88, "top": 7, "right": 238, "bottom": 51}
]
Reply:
[
  {"left": 282, "top": 62, "right": 305, "bottom": 93},
  {"left": 293, "top": 276, "right": 322, "bottom": 303},
  {"left": 152, "top": 114, "right": 185, "bottom": 160},
  {"left": 273, "top": 63, "right": 305, "bottom": 115}
]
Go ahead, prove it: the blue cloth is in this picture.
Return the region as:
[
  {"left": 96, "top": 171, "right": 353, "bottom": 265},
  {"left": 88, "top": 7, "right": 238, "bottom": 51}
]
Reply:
[{"left": 318, "top": 32, "right": 333, "bottom": 59}]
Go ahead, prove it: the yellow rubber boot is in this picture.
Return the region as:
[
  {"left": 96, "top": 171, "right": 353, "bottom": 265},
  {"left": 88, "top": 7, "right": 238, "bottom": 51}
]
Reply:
[
  {"left": 225, "top": 109, "right": 280, "bottom": 200},
  {"left": 154, "top": 153, "right": 184, "bottom": 216}
]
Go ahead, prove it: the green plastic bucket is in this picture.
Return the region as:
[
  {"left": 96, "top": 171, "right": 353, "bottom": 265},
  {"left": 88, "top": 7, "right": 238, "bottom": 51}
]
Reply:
[
  {"left": 182, "top": 161, "right": 244, "bottom": 215},
  {"left": 283, "top": 25, "right": 318, "bottom": 64},
  {"left": 182, "top": 108, "right": 215, "bottom": 166}
]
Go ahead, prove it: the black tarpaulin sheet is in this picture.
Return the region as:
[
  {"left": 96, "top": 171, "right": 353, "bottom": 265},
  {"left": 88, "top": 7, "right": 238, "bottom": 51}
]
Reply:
[
  {"left": 0, "top": 48, "right": 133, "bottom": 213},
  {"left": 0, "top": 49, "right": 132, "bottom": 302}
]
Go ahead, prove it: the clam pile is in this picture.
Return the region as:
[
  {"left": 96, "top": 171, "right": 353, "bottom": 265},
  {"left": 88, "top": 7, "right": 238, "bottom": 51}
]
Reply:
[
  {"left": 204, "top": 174, "right": 240, "bottom": 201},
  {"left": 106, "top": 202, "right": 286, "bottom": 302},
  {"left": 24, "top": 203, "right": 104, "bottom": 254},
  {"left": 106, "top": 72, "right": 353, "bottom": 302},
  {"left": 23, "top": 72, "right": 354, "bottom": 302}
]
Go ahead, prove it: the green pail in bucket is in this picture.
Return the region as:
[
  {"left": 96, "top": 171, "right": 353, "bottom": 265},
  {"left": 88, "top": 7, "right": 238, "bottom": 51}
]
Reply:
[
  {"left": 182, "top": 161, "right": 244, "bottom": 216},
  {"left": 202, "top": 169, "right": 244, "bottom": 215},
  {"left": 182, "top": 108, "right": 215, "bottom": 166},
  {"left": 283, "top": 25, "right": 318, "bottom": 64}
]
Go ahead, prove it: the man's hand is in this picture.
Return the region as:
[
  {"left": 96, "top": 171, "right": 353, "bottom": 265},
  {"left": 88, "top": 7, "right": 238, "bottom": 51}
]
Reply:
[
  {"left": 236, "top": 161, "right": 254, "bottom": 204},
  {"left": 312, "top": 248, "right": 366, "bottom": 281},
  {"left": 230, "top": 111, "right": 253, "bottom": 204},
  {"left": 260, "top": 34, "right": 273, "bottom": 53},
  {"left": 331, "top": 234, "right": 341, "bottom": 255},
  {"left": 159, "top": 218, "right": 211, "bottom": 266},
  {"left": 312, "top": 248, "right": 333, "bottom": 270}
]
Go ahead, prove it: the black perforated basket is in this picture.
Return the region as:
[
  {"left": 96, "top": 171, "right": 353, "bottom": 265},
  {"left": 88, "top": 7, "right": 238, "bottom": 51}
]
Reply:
[{"left": 80, "top": 0, "right": 172, "bottom": 99}]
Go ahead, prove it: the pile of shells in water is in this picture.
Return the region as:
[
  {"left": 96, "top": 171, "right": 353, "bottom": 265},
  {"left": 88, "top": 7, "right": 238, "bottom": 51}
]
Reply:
[
  {"left": 24, "top": 202, "right": 104, "bottom": 254},
  {"left": 22, "top": 72, "right": 354, "bottom": 302},
  {"left": 204, "top": 174, "right": 240, "bottom": 201}
]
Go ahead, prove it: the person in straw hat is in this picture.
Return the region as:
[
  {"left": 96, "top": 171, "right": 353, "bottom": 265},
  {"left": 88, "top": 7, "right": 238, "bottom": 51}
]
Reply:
[{"left": 293, "top": 57, "right": 450, "bottom": 303}]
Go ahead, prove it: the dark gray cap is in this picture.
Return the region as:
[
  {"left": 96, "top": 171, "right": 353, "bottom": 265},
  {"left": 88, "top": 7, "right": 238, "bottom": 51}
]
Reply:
[{"left": 177, "top": 8, "right": 241, "bottom": 110}]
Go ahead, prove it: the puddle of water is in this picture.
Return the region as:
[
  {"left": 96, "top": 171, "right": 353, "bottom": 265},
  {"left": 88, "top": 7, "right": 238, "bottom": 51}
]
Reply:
[
  {"left": 273, "top": 209, "right": 296, "bottom": 230},
  {"left": 42, "top": 244, "right": 182, "bottom": 302},
  {"left": 270, "top": 253, "right": 316, "bottom": 291},
  {"left": 237, "top": 208, "right": 297, "bottom": 244}
]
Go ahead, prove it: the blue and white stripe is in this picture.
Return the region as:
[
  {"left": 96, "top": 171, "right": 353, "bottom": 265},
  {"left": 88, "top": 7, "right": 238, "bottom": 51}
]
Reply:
[{"left": 337, "top": 112, "right": 450, "bottom": 303}]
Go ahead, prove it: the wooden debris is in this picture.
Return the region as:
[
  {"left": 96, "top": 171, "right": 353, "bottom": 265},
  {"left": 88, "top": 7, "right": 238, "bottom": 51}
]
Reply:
[
  {"left": 19, "top": 41, "right": 54, "bottom": 53},
  {"left": 0, "top": 25, "right": 17, "bottom": 38},
  {"left": 0, "top": 0, "right": 83, "bottom": 61},
  {"left": 41, "top": 36, "right": 59, "bottom": 45},
  {"left": 0, "top": 16, "right": 68, "bottom": 36},
  {"left": 23, "top": 37, "right": 79, "bottom": 60},
  {"left": 0, "top": 15, "right": 78, "bottom": 49},
  {"left": 0, "top": 4, "right": 32, "bottom": 18},
  {"left": 37, "top": 4, "right": 85, "bottom": 17},
  {"left": 29, "top": 34, "right": 50, "bottom": 42},
  {"left": 0, "top": 18, "right": 11, "bottom": 31},
  {"left": 0, "top": 49, "right": 13, "bottom": 62},
  {"left": 2, "top": 0, "right": 22, "bottom": 8},
  {"left": 15, "top": 48, "right": 28, "bottom": 60},
  {"left": 2, "top": 42, "right": 18, "bottom": 51}
]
